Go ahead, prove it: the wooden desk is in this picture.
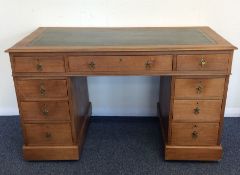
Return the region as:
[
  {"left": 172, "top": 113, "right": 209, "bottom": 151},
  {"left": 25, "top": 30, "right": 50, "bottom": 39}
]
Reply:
[{"left": 6, "top": 27, "right": 237, "bottom": 161}]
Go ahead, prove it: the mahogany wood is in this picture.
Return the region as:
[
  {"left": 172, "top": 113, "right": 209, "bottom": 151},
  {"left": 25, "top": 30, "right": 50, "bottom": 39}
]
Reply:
[
  {"left": 22, "top": 103, "right": 91, "bottom": 160},
  {"left": 13, "top": 56, "right": 65, "bottom": 73},
  {"left": 171, "top": 122, "right": 219, "bottom": 145},
  {"left": 23, "top": 145, "right": 80, "bottom": 160},
  {"left": 20, "top": 101, "right": 70, "bottom": 121},
  {"left": 172, "top": 100, "right": 222, "bottom": 122},
  {"left": 24, "top": 123, "right": 73, "bottom": 145},
  {"left": 158, "top": 77, "right": 172, "bottom": 144},
  {"left": 5, "top": 27, "right": 237, "bottom": 161},
  {"left": 165, "top": 145, "right": 222, "bottom": 161},
  {"left": 67, "top": 77, "right": 90, "bottom": 144},
  {"left": 177, "top": 54, "right": 230, "bottom": 71},
  {"left": 16, "top": 79, "right": 68, "bottom": 99},
  {"left": 68, "top": 55, "right": 173, "bottom": 72},
  {"left": 6, "top": 27, "right": 237, "bottom": 53},
  {"left": 174, "top": 78, "right": 225, "bottom": 99}
]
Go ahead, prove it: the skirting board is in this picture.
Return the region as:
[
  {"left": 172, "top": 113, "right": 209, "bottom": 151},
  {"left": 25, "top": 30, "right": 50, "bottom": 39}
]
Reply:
[
  {"left": 92, "top": 107, "right": 157, "bottom": 116},
  {"left": 0, "top": 107, "right": 19, "bottom": 116},
  {"left": 0, "top": 107, "right": 240, "bottom": 117},
  {"left": 224, "top": 108, "right": 240, "bottom": 117}
]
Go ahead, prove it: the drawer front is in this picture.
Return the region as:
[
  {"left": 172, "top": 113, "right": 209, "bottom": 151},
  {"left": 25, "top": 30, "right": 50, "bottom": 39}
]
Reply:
[
  {"left": 177, "top": 54, "right": 229, "bottom": 71},
  {"left": 173, "top": 100, "right": 222, "bottom": 122},
  {"left": 175, "top": 78, "right": 225, "bottom": 98},
  {"left": 68, "top": 55, "right": 173, "bottom": 72},
  {"left": 14, "top": 57, "right": 65, "bottom": 73},
  {"left": 16, "top": 79, "right": 68, "bottom": 99},
  {"left": 24, "top": 123, "right": 73, "bottom": 145},
  {"left": 171, "top": 123, "right": 219, "bottom": 146},
  {"left": 21, "top": 101, "right": 70, "bottom": 121}
]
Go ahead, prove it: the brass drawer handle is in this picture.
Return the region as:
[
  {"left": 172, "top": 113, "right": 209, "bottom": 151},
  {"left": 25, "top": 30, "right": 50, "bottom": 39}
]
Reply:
[
  {"left": 194, "top": 106, "right": 200, "bottom": 115},
  {"left": 196, "top": 84, "right": 203, "bottom": 94},
  {"left": 36, "top": 63, "right": 43, "bottom": 71},
  {"left": 40, "top": 83, "right": 46, "bottom": 96},
  {"left": 41, "top": 104, "right": 49, "bottom": 116},
  {"left": 45, "top": 132, "right": 51, "bottom": 138},
  {"left": 88, "top": 61, "right": 95, "bottom": 70},
  {"left": 199, "top": 58, "right": 207, "bottom": 67},
  {"left": 145, "top": 61, "right": 152, "bottom": 70},
  {"left": 192, "top": 131, "right": 198, "bottom": 139}
]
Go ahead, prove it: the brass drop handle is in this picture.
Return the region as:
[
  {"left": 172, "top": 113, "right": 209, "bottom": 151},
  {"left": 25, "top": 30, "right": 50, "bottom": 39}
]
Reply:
[
  {"left": 45, "top": 132, "right": 51, "bottom": 138},
  {"left": 196, "top": 84, "right": 203, "bottom": 94},
  {"left": 192, "top": 131, "right": 198, "bottom": 139},
  {"left": 194, "top": 106, "right": 200, "bottom": 115},
  {"left": 40, "top": 83, "right": 46, "bottom": 96},
  {"left": 88, "top": 61, "right": 95, "bottom": 70},
  {"left": 36, "top": 63, "right": 43, "bottom": 71},
  {"left": 41, "top": 104, "right": 49, "bottom": 116},
  {"left": 199, "top": 58, "right": 207, "bottom": 67},
  {"left": 145, "top": 61, "right": 152, "bottom": 69}
]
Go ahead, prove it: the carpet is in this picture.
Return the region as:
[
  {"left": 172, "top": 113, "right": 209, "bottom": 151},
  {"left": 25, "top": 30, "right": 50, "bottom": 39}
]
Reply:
[{"left": 0, "top": 116, "right": 239, "bottom": 175}]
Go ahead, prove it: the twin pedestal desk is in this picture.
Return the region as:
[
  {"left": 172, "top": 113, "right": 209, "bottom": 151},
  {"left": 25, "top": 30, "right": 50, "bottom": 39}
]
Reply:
[{"left": 6, "top": 27, "right": 236, "bottom": 161}]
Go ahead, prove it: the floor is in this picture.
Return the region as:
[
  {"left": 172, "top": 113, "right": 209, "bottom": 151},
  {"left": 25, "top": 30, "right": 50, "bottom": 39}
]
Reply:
[{"left": 0, "top": 116, "right": 239, "bottom": 175}]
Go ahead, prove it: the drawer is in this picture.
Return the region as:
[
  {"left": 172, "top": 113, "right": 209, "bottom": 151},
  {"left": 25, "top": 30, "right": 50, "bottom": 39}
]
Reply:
[
  {"left": 176, "top": 54, "right": 229, "bottom": 71},
  {"left": 14, "top": 56, "right": 65, "bottom": 73},
  {"left": 68, "top": 55, "right": 173, "bottom": 72},
  {"left": 175, "top": 78, "right": 225, "bottom": 98},
  {"left": 172, "top": 100, "right": 222, "bottom": 122},
  {"left": 16, "top": 79, "right": 68, "bottom": 99},
  {"left": 24, "top": 123, "right": 73, "bottom": 145},
  {"left": 171, "top": 123, "right": 219, "bottom": 146},
  {"left": 21, "top": 101, "right": 70, "bottom": 121}
]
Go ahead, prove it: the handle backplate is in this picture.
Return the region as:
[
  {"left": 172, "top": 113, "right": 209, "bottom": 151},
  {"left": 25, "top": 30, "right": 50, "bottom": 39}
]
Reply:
[
  {"left": 88, "top": 61, "right": 95, "bottom": 70},
  {"left": 192, "top": 131, "right": 198, "bottom": 139},
  {"left": 194, "top": 106, "right": 200, "bottom": 115},
  {"left": 45, "top": 132, "right": 51, "bottom": 138},
  {"left": 40, "top": 83, "right": 46, "bottom": 96},
  {"left": 36, "top": 63, "right": 43, "bottom": 71},
  {"left": 199, "top": 58, "right": 207, "bottom": 68},
  {"left": 41, "top": 104, "right": 49, "bottom": 116},
  {"left": 145, "top": 60, "right": 153, "bottom": 70},
  {"left": 196, "top": 84, "right": 203, "bottom": 94}
]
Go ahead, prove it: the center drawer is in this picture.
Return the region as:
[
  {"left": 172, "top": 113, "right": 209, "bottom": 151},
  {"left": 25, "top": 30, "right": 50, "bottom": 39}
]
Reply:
[
  {"left": 16, "top": 79, "right": 68, "bottom": 99},
  {"left": 68, "top": 55, "right": 173, "bottom": 72},
  {"left": 171, "top": 123, "right": 219, "bottom": 146},
  {"left": 24, "top": 123, "right": 73, "bottom": 146}
]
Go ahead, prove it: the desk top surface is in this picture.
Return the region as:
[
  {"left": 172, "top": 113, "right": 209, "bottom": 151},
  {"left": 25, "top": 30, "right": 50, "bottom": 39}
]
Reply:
[{"left": 7, "top": 27, "right": 236, "bottom": 52}]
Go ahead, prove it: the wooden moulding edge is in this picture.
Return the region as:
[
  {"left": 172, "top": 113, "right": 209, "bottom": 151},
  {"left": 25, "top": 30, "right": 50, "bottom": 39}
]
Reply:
[
  {"left": 22, "top": 145, "right": 80, "bottom": 161},
  {"left": 165, "top": 145, "right": 223, "bottom": 161}
]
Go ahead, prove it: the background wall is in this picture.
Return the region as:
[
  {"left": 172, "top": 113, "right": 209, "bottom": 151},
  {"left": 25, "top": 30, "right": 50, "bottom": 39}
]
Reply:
[{"left": 0, "top": 0, "right": 239, "bottom": 117}]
